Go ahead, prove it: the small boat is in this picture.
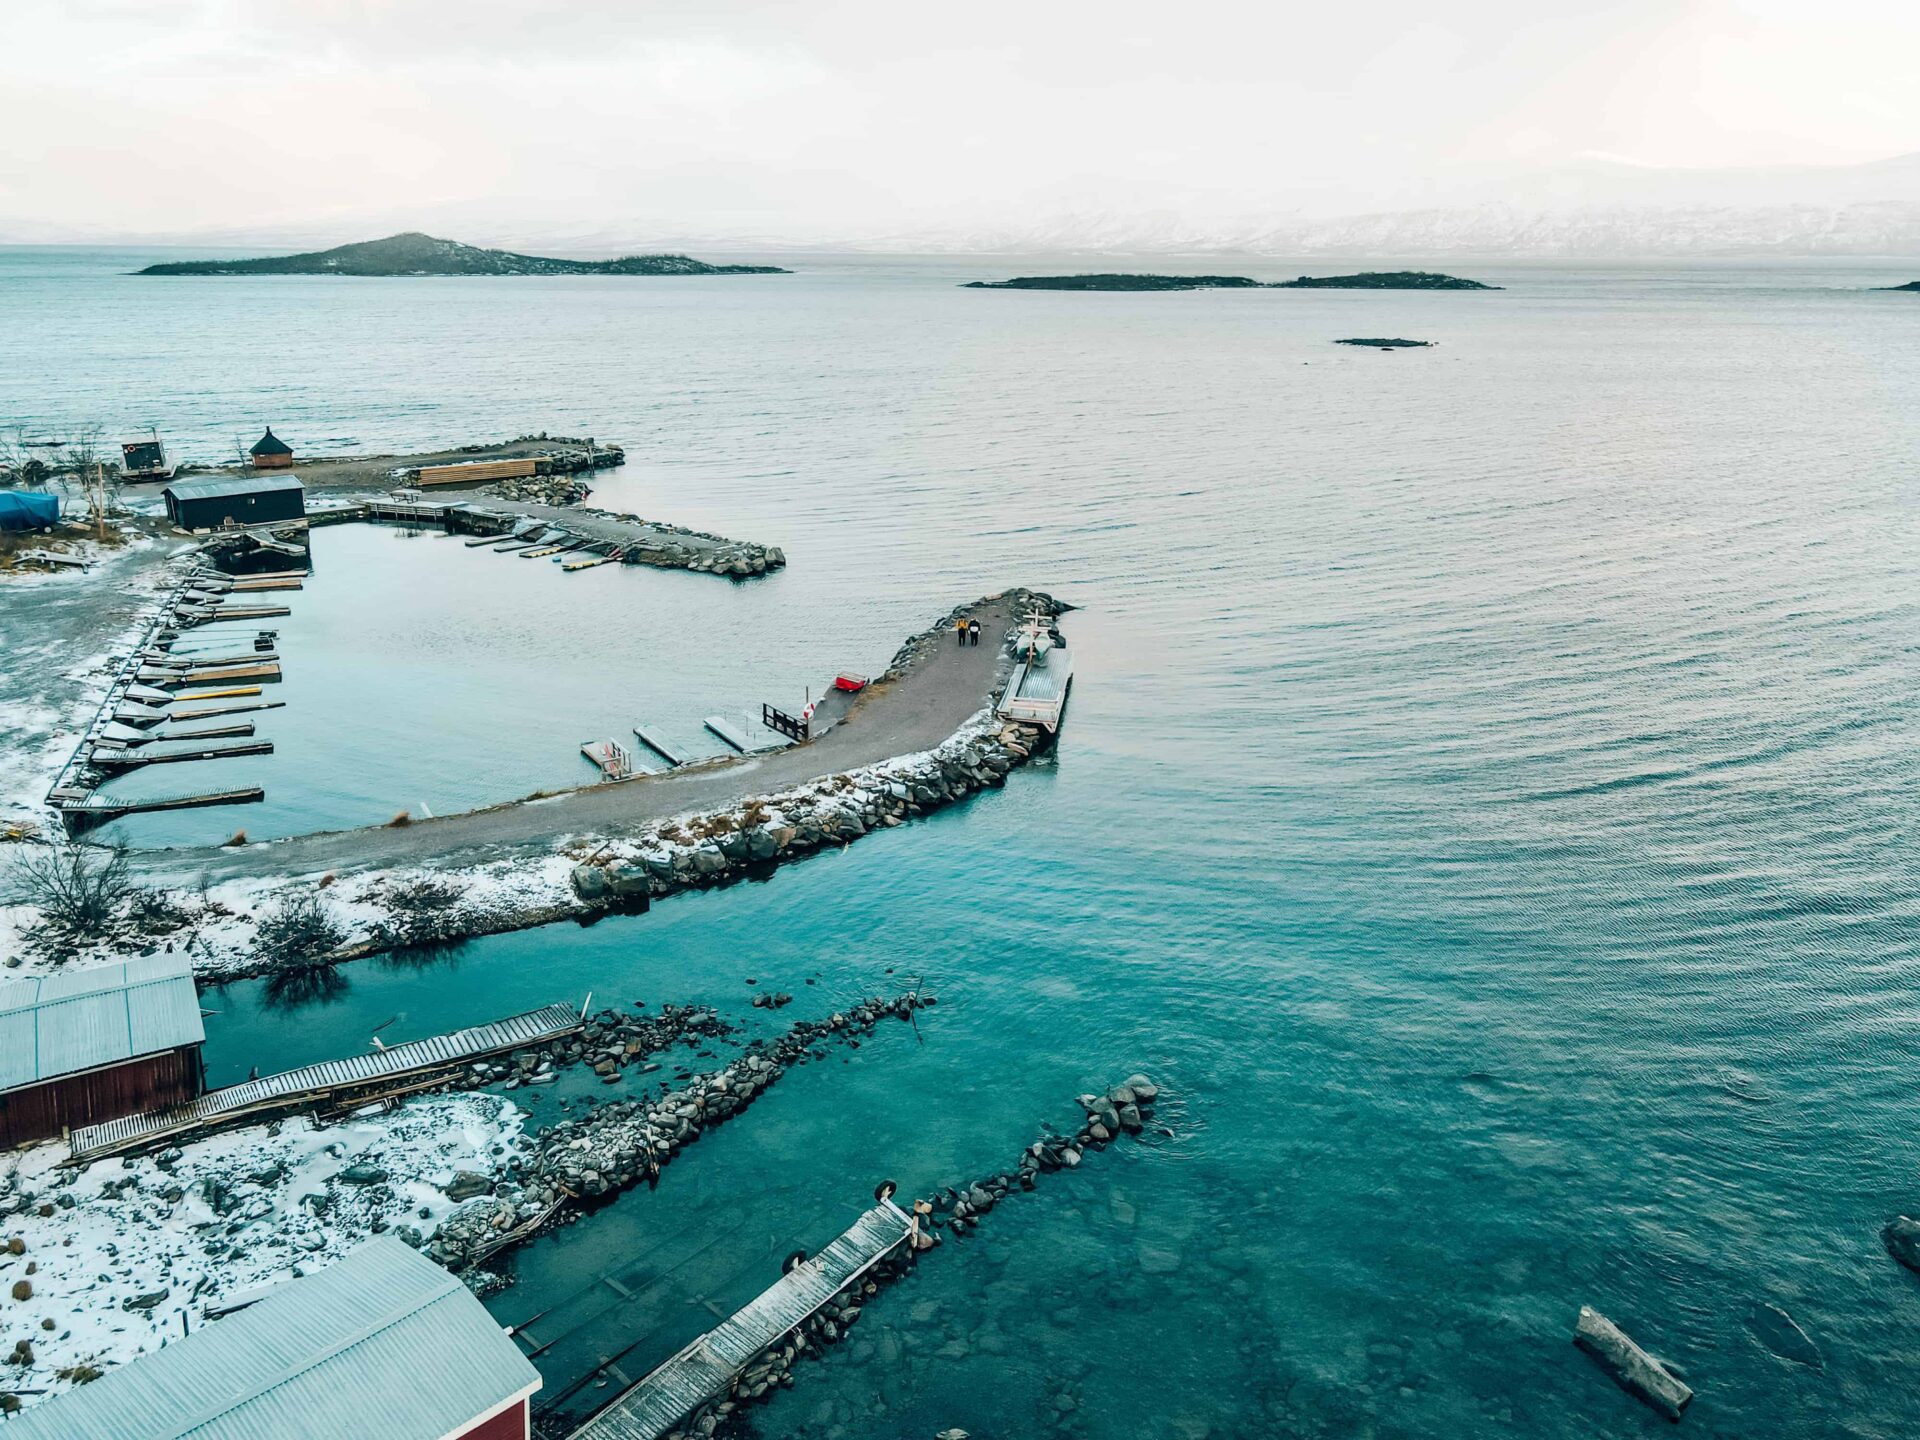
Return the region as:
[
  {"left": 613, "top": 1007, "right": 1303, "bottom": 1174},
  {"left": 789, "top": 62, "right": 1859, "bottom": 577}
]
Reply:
[{"left": 996, "top": 607, "right": 1073, "bottom": 733}]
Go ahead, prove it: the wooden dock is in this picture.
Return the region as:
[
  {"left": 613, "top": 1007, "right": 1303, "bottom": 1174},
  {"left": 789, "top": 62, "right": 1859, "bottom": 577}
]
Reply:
[
  {"left": 90, "top": 739, "right": 273, "bottom": 769},
  {"left": 582, "top": 739, "right": 635, "bottom": 779},
  {"left": 144, "top": 662, "right": 281, "bottom": 688},
  {"left": 566, "top": 1202, "right": 915, "bottom": 1440},
  {"left": 703, "top": 715, "right": 753, "bottom": 753},
  {"left": 170, "top": 699, "right": 285, "bottom": 722},
  {"left": 172, "top": 685, "right": 263, "bottom": 702},
  {"left": 66, "top": 1002, "right": 586, "bottom": 1164},
  {"left": 52, "top": 786, "right": 264, "bottom": 831},
  {"left": 183, "top": 604, "right": 291, "bottom": 626}
]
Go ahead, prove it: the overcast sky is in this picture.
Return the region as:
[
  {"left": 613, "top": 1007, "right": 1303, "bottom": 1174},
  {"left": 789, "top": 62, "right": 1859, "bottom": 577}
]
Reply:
[{"left": 6, "top": 0, "right": 1918, "bottom": 238}]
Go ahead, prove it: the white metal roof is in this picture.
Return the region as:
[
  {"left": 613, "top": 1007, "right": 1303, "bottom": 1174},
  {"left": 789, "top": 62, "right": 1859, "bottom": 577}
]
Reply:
[
  {"left": 5, "top": 1237, "right": 540, "bottom": 1440},
  {"left": 0, "top": 955, "right": 204, "bottom": 1092}
]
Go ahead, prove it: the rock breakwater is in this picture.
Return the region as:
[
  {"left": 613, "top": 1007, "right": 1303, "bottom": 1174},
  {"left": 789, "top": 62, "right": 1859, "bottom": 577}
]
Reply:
[
  {"left": 430, "top": 993, "right": 933, "bottom": 1271},
  {"left": 571, "top": 716, "right": 1045, "bottom": 908}
]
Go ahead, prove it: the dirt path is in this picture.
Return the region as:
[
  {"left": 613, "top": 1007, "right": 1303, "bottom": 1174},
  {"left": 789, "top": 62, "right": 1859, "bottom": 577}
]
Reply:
[{"left": 131, "top": 592, "right": 1031, "bottom": 884}]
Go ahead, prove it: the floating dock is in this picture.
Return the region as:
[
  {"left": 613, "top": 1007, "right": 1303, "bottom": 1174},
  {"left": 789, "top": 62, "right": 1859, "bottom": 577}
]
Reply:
[
  {"left": 66, "top": 1002, "right": 587, "bottom": 1164},
  {"left": 50, "top": 786, "right": 265, "bottom": 832},
  {"left": 183, "top": 604, "right": 291, "bottom": 626},
  {"left": 172, "top": 685, "right": 263, "bottom": 702},
  {"left": 566, "top": 1201, "right": 916, "bottom": 1440},
  {"left": 145, "top": 662, "right": 281, "bottom": 688},
  {"left": 703, "top": 715, "right": 753, "bottom": 753},
  {"left": 169, "top": 699, "right": 285, "bottom": 722},
  {"left": 90, "top": 739, "right": 273, "bottom": 770},
  {"left": 582, "top": 739, "right": 635, "bottom": 779},
  {"left": 631, "top": 726, "right": 685, "bottom": 768}
]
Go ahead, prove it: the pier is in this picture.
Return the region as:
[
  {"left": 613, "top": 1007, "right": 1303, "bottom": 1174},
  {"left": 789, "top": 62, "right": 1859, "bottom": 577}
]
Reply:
[
  {"left": 50, "top": 786, "right": 265, "bottom": 832},
  {"left": 90, "top": 739, "right": 275, "bottom": 769},
  {"left": 66, "top": 1002, "right": 586, "bottom": 1163},
  {"left": 565, "top": 1200, "right": 915, "bottom": 1440}
]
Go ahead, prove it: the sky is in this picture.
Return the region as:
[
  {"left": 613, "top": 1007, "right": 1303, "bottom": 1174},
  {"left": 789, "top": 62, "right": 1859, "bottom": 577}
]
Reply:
[{"left": 5, "top": 0, "right": 1920, "bottom": 240}]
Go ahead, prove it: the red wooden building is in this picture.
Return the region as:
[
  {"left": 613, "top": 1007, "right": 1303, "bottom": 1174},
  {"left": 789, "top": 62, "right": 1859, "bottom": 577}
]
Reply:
[
  {"left": 0, "top": 956, "right": 206, "bottom": 1149},
  {"left": 5, "top": 1237, "right": 542, "bottom": 1440},
  {"left": 248, "top": 426, "right": 295, "bottom": 469}
]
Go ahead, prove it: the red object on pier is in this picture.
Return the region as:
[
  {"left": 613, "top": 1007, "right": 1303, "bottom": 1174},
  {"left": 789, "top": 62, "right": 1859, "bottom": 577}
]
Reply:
[{"left": 834, "top": 673, "right": 869, "bottom": 692}]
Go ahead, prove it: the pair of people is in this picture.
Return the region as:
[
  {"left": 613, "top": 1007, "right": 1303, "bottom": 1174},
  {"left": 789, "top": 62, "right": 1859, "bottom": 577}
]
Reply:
[{"left": 954, "top": 617, "right": 981, "bottom": 647}]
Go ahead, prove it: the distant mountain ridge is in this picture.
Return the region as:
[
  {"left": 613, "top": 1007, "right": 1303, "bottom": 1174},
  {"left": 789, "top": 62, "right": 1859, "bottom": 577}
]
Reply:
[{"left": 135, "top": 232, "right": 789, "bottom": 277}]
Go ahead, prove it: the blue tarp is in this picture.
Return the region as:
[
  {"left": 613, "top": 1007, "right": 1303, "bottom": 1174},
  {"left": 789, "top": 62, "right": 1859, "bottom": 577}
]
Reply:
[{"left": 0, "top": 490, "right": 59, "bottom": 531}]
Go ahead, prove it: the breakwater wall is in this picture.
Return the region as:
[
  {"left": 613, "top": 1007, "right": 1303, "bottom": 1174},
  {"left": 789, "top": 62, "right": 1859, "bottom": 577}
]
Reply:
[
  {"left": 569, "top": 715, "right": 1046, "bottom": 908},
  {"left": 430, "top": 993, "right": 933, "bottom": 1272}
]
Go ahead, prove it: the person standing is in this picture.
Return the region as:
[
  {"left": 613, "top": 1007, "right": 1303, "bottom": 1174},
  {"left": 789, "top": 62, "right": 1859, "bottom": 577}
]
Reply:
[
  {"left": 956, "top": 617, "right": 969, "bottom": 646},
  {"left": 968, "top": 619, "right": 981, "bottom": 647}
]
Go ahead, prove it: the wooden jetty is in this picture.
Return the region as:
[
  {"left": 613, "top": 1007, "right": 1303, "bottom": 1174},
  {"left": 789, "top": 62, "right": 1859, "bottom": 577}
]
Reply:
[
  {"left": 170, "top": 699, "right": 285, "bottom": 722},
  {"left": 227, "top": 576, "right": 303, "bottom": 592},
  {"left": 53, "top": 786, "right": 264, "bottom": 832},
  {"left": 146, "top": 662, "right": 281, "bottom": 688},
  {"left": 90, "top": 739, "right": 273, "bottom": 769},
  {"left": 631, "top": 726, "right": 685, "bottom": 768},
  {"left": 566, "top": 1202, "right": 916, "bottom": 1440},
  {"left": 562, "top": 546, "right": 622, "bottom": 572},
  {"left": 521, "top": 543, "right": 571, "bottom": 559},
  {"left": 182, "top": 604, "right": 291, "bottom": 625},
  {"left": 66, "top": 1002, "right": 586, "bottom": 1164},
  {"left": 173, "top": 685, "right": 263, "bottom": 702},
  {"left": 582, "top": 739, "right": 635, "bottom": 779}
]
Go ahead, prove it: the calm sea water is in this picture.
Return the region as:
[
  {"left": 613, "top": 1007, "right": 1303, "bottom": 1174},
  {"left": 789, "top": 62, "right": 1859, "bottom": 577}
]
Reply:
[{"left": 7, "top": 248, "right": 1920, "bottom": 1436}]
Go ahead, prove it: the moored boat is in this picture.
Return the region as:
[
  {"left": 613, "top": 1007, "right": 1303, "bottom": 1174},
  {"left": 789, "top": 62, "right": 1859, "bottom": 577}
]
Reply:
[{"left": 997, "top": 608, "right": 1072, "bottom": 732}]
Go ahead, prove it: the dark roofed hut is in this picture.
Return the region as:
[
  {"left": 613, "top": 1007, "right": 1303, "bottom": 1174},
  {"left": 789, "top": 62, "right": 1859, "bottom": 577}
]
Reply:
[
  {"left": 162, "top": 473, "right": 306, "bottom": 532},
  {"left": 249, "top": 426, "right": 295, "bottom": 470}
]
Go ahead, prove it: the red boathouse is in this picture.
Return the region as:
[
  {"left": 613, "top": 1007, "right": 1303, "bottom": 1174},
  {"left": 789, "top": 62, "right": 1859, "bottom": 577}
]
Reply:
[{"left": 0, "top": 956, "right": 206, "bottom": 1149}]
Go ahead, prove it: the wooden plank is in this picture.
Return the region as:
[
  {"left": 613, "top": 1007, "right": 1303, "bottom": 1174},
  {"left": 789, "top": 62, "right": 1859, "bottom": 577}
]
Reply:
[
  {"left": 66, "top": 1003, "right": 585, "bottom": 1163},
  {"left": 567, "top": 1204, "right": 913, "bottom": 1440}
]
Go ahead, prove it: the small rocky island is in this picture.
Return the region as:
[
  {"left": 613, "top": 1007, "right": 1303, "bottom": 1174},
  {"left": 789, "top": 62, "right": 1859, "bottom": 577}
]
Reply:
[
  {"left": 964, "top": 269, "right": 1497, "bottom": 292},
  {"left": 1273, "top": 271, "right": 1497, "bottom": 290},
  {"left": 137, "top": 232, "right": 790, "bottom": 277},
  {"left": 963, "top": 273, "right": 1263, "bottom": 291},
  {"left": 1335, "top": 337, "right": 1433, "bottom": 348}
]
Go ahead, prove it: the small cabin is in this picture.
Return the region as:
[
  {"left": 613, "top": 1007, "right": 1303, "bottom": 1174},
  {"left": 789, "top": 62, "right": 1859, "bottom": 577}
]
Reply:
[
  {"left": 0, "top": 957, "right": 206, "bottom": 1149},
  {"left": 163, "top": 473, "right": 306, "bottom": 532},
  {"left": 249, "top": 426, "right": 295, "bottom": 470},
  {"left": 2, "top": 1237, "right": 542, "bottom": 1440}
]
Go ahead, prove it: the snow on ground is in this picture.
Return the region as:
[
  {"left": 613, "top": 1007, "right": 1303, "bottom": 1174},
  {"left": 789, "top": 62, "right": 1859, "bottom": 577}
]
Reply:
[{"left": 0, "top": 1092, "right": 527, "bottom": 1408}]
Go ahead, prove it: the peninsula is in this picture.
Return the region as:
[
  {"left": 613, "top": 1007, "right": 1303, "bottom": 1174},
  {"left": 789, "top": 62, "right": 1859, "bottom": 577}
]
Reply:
[
  {"left": 136, "top": 232, "right": 790, "bottom": 277},
  {"left": 963, "top": 269, "right": 1497, "bottom": 292},
  {"left": 1874, "top": 280, "right": 1920, "bottom": 291}
]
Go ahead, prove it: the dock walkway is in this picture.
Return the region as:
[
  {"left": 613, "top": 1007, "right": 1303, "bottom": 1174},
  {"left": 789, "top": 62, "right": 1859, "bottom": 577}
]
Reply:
[
  {"left": 567, "top": 1201, "right": 914, "bottom": 1440},
  {"left": 67, "top": 1002, "right": 583, "bottom": 1163}
]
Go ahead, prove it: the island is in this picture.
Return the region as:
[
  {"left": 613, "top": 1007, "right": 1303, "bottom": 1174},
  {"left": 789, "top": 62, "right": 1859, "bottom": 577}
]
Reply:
[
  {"left": 1272, "top": 271, "right": 1498, "bottom": 290},
  {"left": 1874, "top": 280, "right": 1920, "bottom": 291},
  {"left": 962, "top": 269, "right": 1498, "bottom": 292},
  {"left": 1334, "top": 338, "right": 1433, "bottom": 348},
  {"left": 136, "top": 232, "right": 790, "bottom": 277},
  {"left": 963, "top": 273, "right": 1263, "bottom": 291}
]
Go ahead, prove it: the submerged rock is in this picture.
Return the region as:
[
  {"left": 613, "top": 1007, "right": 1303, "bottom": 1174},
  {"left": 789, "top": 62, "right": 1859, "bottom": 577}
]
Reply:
[
  {"left": 1743, "top": 1301, "right": 1822, "bottom": 1370},
  {"left": 1573, "top": 1306, "right": 1692, "bottom": 1421}
]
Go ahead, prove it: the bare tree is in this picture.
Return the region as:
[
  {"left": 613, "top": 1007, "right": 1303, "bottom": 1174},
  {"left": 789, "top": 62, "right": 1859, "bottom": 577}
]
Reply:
[
  {"left": 7, "top": 845, "right": 135, "bottom": 941},
  {"left": 255, "top": 890, "right": 347, "bottom": 971}
]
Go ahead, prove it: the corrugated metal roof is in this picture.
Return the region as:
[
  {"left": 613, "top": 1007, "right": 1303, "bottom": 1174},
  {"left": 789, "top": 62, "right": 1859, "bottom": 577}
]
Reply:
[
  {"left": 6, "top": 1237, "right": 540, "bottom": 1440},
  {"left": 0, "top": 956, "right": 204, "bottom": 1093},
  {"left": 162, "top": 474, "right": 305, "bottom": 502}
]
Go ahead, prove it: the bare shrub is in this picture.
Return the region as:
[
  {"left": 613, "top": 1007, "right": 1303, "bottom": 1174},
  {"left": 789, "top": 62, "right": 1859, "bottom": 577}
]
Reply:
[
  {"left": 7, "top": 846, "right": 134, "bottom": 940},
  {"left": 380, "top": 874, "right": 463, "bottom": 946},
  {"left": 254, "top": 890, "right": 345, "bottom": 970}
]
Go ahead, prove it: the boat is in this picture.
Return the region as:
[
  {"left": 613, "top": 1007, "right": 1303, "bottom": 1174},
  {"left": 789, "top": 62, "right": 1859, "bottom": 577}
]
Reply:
[{"left": 996, "top": 607, "right": 1073, "bottom": 733}]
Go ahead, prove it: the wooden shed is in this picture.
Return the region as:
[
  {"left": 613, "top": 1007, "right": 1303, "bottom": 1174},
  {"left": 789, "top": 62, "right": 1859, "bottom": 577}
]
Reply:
[
  {"left": 162, "top": 473, "right": 306, "bottom": 532},
  {"left": 248, "top": 426, "right": 294, "bottom": 469},
  {"left": 0, "top": 956, "right": 206, "bottom": 1148},
  {"left": 4, "top": 1237, "right": 542, "bottom": 1440}
]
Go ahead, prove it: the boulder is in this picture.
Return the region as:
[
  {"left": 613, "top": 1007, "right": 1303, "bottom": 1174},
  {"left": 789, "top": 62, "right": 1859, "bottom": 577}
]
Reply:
[
  {"left": 443, "top": 1171, "right": 493, "bottom": 1202},
  {"left": 570, "top": 864, "right": 609, "bottom": 901},
  {"left": 1573, "top": 1306, "right": 1692, "bottom": 1421}
]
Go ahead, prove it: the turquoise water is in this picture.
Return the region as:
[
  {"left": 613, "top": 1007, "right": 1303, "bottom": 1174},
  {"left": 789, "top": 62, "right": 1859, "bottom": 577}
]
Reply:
[{"left": 10, "top": 248, "right": 1920, "bottom": 1435}]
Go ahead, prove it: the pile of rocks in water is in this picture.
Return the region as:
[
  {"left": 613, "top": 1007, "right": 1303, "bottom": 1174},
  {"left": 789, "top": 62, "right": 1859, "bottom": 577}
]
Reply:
[
  {"left": 572, "top": 719, "right": 1045, "bottom": 908},
  {"left": 583, "top": 507, "right": 786, "bottom": 577},
  {"left": 930, "top": 1076, "right": 1160, "bottom": 1238},
  {"left": 445, "top": 1003, "right": 731, "bottom": 1094},
  {"left": 430, "top": 994, "right": 932, "bottom": 1272},
  {"left": 484, "top": 475, "right": 591, "bottom": 506}
]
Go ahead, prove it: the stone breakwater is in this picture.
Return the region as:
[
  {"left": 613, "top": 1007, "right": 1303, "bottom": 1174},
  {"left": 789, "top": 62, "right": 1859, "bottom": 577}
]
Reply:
[
  {"left": 570, "top": 717, "right": 1045, "bottom": 908},
  {"left": 430, "top": 993, "right": 933, "bottom": 1272},
  {"left": 645, "top": 1077, "right": 1164, "bottom": 1440}
]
